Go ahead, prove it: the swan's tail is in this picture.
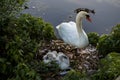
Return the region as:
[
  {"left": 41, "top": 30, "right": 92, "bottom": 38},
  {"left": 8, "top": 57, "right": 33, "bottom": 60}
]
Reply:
[{"left": 56, "top": 25, "right": 60, "bottom": 29}]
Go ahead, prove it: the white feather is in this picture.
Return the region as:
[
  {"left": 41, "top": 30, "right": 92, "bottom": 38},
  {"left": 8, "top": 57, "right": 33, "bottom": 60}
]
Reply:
[
  {"left": 56, "top": 11, "right": 89, "bottom": 48},
  {"left": 43, "top": 51, "right": 57, "bottom": 63},
  {"left": 56, "top": 52, "right": 70, "bottom": 70}
]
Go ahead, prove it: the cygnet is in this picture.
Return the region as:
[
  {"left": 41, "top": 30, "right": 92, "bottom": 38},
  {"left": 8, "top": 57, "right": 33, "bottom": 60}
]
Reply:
[
  {"left": 56, "top": 52, "right": 70, "bottom": 70},
  {"left": 43, "top": 51, "right": 57, "bottom": 63}
]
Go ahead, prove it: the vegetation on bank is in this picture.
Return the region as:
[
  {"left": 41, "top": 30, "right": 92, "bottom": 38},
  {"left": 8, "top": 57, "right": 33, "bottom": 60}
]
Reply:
[
  {"left": 97, "top": 24, "right": 120, "bottom": 57},
  {"left": 88, "top": 24, "right": 120, "bottom": 57},
  {"left": 0, "top": 14, "right": 56, "bottom": 80},
  {"left": 0, "top": 0, "right": 120, "bottom": 80},
  {"left": 91, "top": 52, "right": 120, "bottom": 80}
]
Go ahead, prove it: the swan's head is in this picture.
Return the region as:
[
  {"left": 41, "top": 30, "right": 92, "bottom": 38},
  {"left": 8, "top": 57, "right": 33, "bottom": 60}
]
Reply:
[
  {"left": 75, "top": 8, "right": 95, "bottom": 22},
  {"left": 74, "top": 8, "right": 95, "bottom": 14},
  {"left": 79, "top": 11, "right": 92, "bottom": 22}
]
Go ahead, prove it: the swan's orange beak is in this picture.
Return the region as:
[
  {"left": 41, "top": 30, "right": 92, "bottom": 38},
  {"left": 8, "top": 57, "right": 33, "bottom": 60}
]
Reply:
[
  {"left": 86, "top": 17, "right": 92, "bottom": 22},
  {"left": 86, "top": 15, "right": 92, "bottom": 22}
]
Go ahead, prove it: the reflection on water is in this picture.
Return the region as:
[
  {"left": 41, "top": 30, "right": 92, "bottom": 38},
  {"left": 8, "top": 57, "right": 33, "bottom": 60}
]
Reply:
[
  {"left": 96, "top": 0, "right": 120, "bottom": 7},
  {"left": 23, "top": 0, "right": 120, "bottom": 34}
]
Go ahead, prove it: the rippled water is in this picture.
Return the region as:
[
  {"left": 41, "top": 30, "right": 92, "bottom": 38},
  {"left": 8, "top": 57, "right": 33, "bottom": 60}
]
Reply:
[{"left": 23, "top": 0, "right": 120, "bottom": 35}]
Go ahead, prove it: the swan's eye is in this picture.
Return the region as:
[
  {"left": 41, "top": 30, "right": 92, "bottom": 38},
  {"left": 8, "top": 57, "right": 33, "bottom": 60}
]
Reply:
[
  {"left": 86, "top": 15, "right": 90, "bottom": 18},
  {"left": 86, "top": 15, "right": 92, "bottom": 22}
]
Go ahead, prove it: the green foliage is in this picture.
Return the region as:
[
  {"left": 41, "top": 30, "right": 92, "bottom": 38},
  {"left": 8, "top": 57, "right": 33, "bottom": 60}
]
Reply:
[
  {"left": 0, "top": 0, "right": 56, "bottom": 79},
  {"left": 97, "top": 24, "right": 120, "bottom": 56},
  {"left": 0, "top": 14, "right": 56, "bottom": 79},
  {"left": 87, "top": 32, "right": 99, "bottom": 46},
  {"left": 111, "top": 24, "right": 120, "bottom": 38},
  {"left": 62, "top": 70, "right": 87, "bottom": 80},
  {"left": 0, "top": 0, "right": 27, "bottom": 79},
  {"left": 97, "top": 34, "right": 111, "bottom": 56},
  {"left": 42, "top": 23, "right": 56, "bottom": 40},
  {"left": 30, "top": 61, "right": 59, "bottom": 75},
  {"left": 31, "top": 61, "right": 59, "bottom": 73},
  {"left": 0, "top": 0, "right": 26, "bottom": 19},
  {"left": 16, "top": 14, "right": 56, "bottom": 42},
  {"left": 9, "top": 63, "right": 41, "bottom": 80},
  {"left": 91, "top": 52, "right": 120, "bottom": 80}
]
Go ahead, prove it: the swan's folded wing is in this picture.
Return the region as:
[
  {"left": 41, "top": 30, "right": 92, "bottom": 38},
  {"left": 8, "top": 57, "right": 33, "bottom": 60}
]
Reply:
[
  {"left": 68, "top": 21, "right": 76, "bottom": 26},
  {"left": 56, "top": 22, "right": 79, "bottom": 46}
]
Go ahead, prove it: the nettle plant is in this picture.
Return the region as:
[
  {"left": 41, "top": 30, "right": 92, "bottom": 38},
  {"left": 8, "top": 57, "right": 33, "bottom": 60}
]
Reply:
[
  {"left": 87, "top": 32, "right": 99, "bottom": 46},
  {"left": 97, "top": 24, "right": 120, "bottom": 56},
  {"left": 0, "top": 14, "right": 56, "bottom": 79},
  {"left": 91, "top": 52, "right": 120, "bottom": 80}
]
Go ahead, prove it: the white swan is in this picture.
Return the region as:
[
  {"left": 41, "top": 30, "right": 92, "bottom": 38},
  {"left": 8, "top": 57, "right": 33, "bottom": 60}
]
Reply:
[
  {"left": 56, "top": 52, "right": 70, "bottom": 70},
  {"left": 56, "top": 11, "right": 92, "bottom": 48}
]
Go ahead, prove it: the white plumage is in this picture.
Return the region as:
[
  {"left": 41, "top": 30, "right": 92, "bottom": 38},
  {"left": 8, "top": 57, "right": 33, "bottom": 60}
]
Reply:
[
  {"left": 43, "top": 51, "right": 57, "bottom": 63},
  {"left": 43, "top": 51, "right": 70, "bottom": 70},
  {"left": 56, "top": 52, "right": 70, "bottom": 70},
  {"left": 56, "top": 11, "right": 90, "bottom": 48}
]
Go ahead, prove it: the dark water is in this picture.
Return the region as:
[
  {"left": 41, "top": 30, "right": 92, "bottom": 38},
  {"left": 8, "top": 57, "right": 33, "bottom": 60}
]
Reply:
[{"left": 23, "top": 0, "right": 120, "bottom": 35}]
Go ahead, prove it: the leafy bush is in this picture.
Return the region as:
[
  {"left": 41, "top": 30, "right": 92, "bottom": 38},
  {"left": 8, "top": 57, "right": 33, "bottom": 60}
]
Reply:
[
  {"left": 62, "top": 70, "right": 87, "bottom": 80},
  {"left": 0, "top": 14, "right": 56, "bottom": 79},
  {"left": 30, "top": 61, "right": 59, "bottom": 78},
  {"left": 91, "top": 52, "right": 120, "bottom": 80},
  {"left": 16, "top": 14, "right": 56, "bottom": 41},
  {"left": 9, "top": 63, "right": 41, "bottom": 80},
  {"left": 97, "top": 34, "right": 111, "bottom": 56},
  {"left": 97, "top": 24, "right": 120, "bottom": 56},
  {"left": 0, "top": 0, "right": 26, "bottom": 19},
  {"left": 0, "top": 0, "right": 57, "bottom": 79},
  {"left": 111, "top": 24, "right": 120, "bottom": 39},
  {"left": 87, "top": 32, "right": 99, "bottom": 46}
]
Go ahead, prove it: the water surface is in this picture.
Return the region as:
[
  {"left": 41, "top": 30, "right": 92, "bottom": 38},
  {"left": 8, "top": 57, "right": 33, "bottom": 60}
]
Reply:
[{"left": 23, "top": 0, "right": 120, "bottom": 35}]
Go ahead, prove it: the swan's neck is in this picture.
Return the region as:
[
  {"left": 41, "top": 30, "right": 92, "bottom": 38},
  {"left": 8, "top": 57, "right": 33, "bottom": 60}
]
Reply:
[{"left": 76, "top": 13, "right": 83, "bottom": 34}]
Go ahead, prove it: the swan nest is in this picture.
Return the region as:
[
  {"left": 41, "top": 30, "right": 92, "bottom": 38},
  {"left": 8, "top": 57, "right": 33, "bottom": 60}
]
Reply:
[{"left": 37, "top": 40, "right": 99, "bottom": 75}]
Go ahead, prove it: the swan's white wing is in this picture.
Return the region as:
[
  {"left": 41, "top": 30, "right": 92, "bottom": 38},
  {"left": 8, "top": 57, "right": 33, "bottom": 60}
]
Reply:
[
  {"left": 68, "top": 21, "right": 76, "bottom": 26},
  {"left": 56, "top": 21, "right": 80, "bottom": 46}
]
